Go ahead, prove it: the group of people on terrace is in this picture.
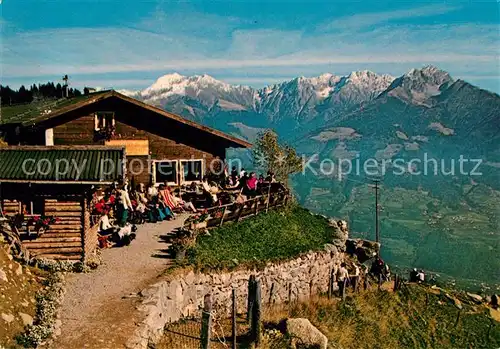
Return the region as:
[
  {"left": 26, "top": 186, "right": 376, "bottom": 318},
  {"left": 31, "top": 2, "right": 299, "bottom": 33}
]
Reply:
[{"left": 92, "top": 166, "right": 280, "bottom": 247}]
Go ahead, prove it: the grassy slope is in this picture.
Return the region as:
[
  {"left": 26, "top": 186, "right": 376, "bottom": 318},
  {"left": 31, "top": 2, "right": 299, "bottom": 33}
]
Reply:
[
  {"left": 187, "top": 205, "right": 334, "bottom": 270},
  {"left": 298, "top": 180, "right": 500, "bottom": 290},
  {"left": 263, "top": 284, "right": 500, "bottom": 349}
]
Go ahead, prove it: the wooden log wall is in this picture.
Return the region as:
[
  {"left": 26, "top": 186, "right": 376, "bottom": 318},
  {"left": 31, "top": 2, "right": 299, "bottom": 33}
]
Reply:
[
  {"left": 1, "top": 199, "right": 22, "bottom": 215},
  {"left": 1, "top": 198, "right": 85, "bottom": 261},
  {"left": 24, "top": 199, "right": 84, "bottom": 260}
]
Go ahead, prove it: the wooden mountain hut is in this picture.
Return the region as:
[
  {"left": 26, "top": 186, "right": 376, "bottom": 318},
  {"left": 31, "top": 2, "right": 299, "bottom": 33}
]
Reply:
[{"left": 0, "top": 145, "right": 125, "bottom": 261}]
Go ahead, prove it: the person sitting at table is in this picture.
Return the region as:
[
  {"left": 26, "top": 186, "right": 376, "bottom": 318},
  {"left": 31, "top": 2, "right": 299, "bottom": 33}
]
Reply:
[
  {"left": 238, "top": 171, "right": 249, "bottom": 189},
  {"left": 166, "top": 186, "right": 198, "bottom": 213},
  {"left": 258, "top": 174, "right": 265, "bottom": 184},
  {"left": 98, "top": 209, "right": 116, "bottom": 236},
  {"left": 244, "top": 172, "right": 258, "bottom": 198},
  {"left": 230, "top": 166, "right": 238, "bottom": 184},
  {"left": 157, "top": 184, "right": 176, "bottom": 219},
  {"left": 201, "top": 176, "right": 218, "bottom": 206},
  {"left": 132, "top": 183, "right": 148, "bottom": 214},
  {"left": 265, "top": 171, "right": 276, "bottom": 183},
  {"left": 146, "top": 183, "right": 158, "bottom": 202}
]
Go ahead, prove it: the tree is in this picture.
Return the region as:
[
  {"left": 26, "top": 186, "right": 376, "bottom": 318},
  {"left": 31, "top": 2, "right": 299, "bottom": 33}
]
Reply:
[{"left": 253, "top": 130, "right": 303, "bottom": 185}]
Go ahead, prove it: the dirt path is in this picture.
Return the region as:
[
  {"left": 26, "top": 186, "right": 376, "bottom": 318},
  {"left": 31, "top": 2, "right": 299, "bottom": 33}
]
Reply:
[{"left": 51, "top": 218, "right": 183, "bottom": 349}]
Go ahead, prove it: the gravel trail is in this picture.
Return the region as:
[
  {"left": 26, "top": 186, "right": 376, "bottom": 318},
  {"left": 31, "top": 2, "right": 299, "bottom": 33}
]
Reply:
[{"left": 51, "top": 218, "right": 183, "bottom": 349}]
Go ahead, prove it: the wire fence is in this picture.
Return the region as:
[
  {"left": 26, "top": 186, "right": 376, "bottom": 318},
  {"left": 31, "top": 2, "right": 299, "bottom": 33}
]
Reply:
[
  {"left": 162, "top": 314, "right": 251, "bottom": 349},
  {"left": 157, "top": 271, "right": 410, "bottom": 348}
]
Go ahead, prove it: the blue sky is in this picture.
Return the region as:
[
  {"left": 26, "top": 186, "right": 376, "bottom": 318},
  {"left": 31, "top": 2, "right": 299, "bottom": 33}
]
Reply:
[{"left": 1, "top": 0, "right": 499, "bottom": 93}]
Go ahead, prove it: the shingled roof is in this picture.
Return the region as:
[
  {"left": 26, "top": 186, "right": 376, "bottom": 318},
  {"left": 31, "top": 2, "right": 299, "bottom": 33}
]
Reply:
[
  {"left": 0, "top": 146, "right": 125, "bottom": 184},
  {"left": 0, "top": 90, "right": 252, "bottom": 148}
]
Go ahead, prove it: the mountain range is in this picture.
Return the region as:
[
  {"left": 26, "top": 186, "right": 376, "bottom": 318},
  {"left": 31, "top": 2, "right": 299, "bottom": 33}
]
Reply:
[{"left": 124, "top": 66, "right": 500, "bottom": 289}]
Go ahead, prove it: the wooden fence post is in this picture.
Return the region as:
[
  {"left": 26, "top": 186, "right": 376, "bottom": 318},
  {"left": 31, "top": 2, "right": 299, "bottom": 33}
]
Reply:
[
  {"left": 268, "top": 282, "right": 275, "bottom": 304},
  {"left": 232, "top": 288, "right": 237, "bottom": 349},
  {"left": 455, "top": 309, "right": 462, "bottom": 327},
  {"left": 201, "top": 294, "right": 212, "bottom": 349},
  {"left": 247, "top": 275, "right": 256, "bottom": 323},
  {"left": 265, "top": 186, "right": 271, "bottom": 212},
  {"left": 288, "top": 283, "right": 292, "bottom": 303},
  {"left": 328, "top": 268, "right": 333, "bottom": 299},
  {"left": 393, "top": 275, "right": 399, "bottom": 292},
  {"left": 251, "top": 279, "right": 262, "bottom": 346},
  {"left": 219, "top": 206, "right": 227, "bottom": 227},
  {"left": 341, "top": 279, "right": 347, "bottom": 301},
  {"left": 236, "top": 204, "right": 245, "bottom": 222}
]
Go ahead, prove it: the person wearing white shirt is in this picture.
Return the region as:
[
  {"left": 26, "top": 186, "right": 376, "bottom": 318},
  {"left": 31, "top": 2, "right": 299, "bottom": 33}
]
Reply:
[
  {"left": 146, "top": 183, "right": 158, "bottom": 201},
  {"left": 201, "top": 177, "right": 218, "bottom": 205},
  {"left": 352, "top": 265, "right": 360, "bottom": 292},
  {"left": 98, "top": 212, "right": 115, "bottom": 235},
  {"left": 116, "top": 186, "right": 133, "bottom": 227},
  {"left": 337, "top": 263, "right": 350, "bottom": 298}
]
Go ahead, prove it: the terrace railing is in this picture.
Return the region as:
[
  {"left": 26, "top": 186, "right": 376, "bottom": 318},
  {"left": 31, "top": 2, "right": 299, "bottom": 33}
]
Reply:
[{"left": 183, "top": 189, "right": 289, "bottom": 231}]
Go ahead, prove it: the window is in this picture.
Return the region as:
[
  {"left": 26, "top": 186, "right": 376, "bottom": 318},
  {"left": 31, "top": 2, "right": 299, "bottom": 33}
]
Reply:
[
  {"left": 154, "top": 160, "right": 178, "bottom": 185},
  {"left": 31, "top": 198, "right": 45, "bottom": 216},
  {"left": 22, "top": 197, "right": 44, "bottom": 216},
  {"left": 94, "top": 112, "right": 115, "bottom": 131},
  {"left": 181, "top": 160, "right": 203, "bottom": 183}
]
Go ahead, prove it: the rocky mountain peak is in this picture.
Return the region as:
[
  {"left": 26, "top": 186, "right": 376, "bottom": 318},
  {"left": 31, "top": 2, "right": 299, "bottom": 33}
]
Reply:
[{"left": 384, "top": 65, "right": 454, "bottom": 105}]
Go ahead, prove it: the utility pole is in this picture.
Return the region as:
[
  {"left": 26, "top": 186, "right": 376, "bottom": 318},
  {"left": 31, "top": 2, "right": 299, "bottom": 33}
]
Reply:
[{"left": 372, "top": 179, "right": 380, "bottom": 243}]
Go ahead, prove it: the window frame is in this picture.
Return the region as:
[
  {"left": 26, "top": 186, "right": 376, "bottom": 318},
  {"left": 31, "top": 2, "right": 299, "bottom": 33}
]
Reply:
[
  {"left": 152, "top": 160, "right": 179, "bottom": 186},
  {"left": 179, "top": 159, "right": 205, "bottom": 185},
  {"left": 94, "top": 112, "right": 115, "bottom": 131}
]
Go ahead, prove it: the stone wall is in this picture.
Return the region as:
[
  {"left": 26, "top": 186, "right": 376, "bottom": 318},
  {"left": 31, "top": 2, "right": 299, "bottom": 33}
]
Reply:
[{"left": 126, "top": 244, "right": 345, "bottom": 349}]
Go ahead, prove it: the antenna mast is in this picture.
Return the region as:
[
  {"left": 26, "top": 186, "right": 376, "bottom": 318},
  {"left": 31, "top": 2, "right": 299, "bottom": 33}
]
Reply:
[{"left": 62, "top": 75, "right": 69, "bottom": 98}]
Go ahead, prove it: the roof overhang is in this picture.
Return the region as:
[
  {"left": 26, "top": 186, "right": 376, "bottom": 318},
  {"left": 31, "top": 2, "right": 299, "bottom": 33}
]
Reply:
[{"left": 14, "top": 91, "right": 252, "bottom": 149}]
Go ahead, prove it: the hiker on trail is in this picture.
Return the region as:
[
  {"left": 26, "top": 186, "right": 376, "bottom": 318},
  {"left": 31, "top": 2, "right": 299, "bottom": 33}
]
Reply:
[
  {"left": 410, "top": 268, "right": 418, "bottom": 282},
  {"left": 491, "top": 294, "right": 498, "bottom": 309},
  {"left": 383, "top": 263, "right": 391, "bottom": 281},
  {"left": 417, "top": 270, "right": 425, "bottom": 283},
  {"left": 371, "top": 257, "right": 384, "bottom": 276},
  {"left": 337, "top": 263, "right": 350, "bottom": 297},
  {"left": 351, "top": 264, "right": 360, "bottom": 292}
]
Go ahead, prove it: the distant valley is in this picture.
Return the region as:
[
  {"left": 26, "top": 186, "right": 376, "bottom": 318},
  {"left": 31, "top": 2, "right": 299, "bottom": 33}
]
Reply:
[{"left": 124, "top": 66, "right": 500, "bottom": 289}]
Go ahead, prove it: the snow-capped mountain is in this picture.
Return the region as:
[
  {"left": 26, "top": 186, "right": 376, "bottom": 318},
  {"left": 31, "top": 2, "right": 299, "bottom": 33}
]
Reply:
[
  {"left": 123, "top": 65, "right": 493, "bottom": 142},
  {"left": 137, "top": 73, "right": 256, "bottom": 112},
  {"left": 132, "top": 69, "right": 397, "bottom": 128}
]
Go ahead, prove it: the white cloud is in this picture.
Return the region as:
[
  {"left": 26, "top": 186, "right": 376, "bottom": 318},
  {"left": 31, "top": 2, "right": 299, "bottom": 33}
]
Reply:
[
  {"left": 1, "top": 6, "right": 498, "bottom": 93},
  {"left": 323, "top": 4, "right": 459, "bottom": 31}
]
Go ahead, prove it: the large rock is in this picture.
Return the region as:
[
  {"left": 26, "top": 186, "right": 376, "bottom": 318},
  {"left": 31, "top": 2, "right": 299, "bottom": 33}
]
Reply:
[
  {"left": 18, "top": 312, "right": 33, "bottom": 326},
  {"left": 329, "top": 219, "right": 349, "bottom": 250},
  {"left": 286, "top": 318, "right": 328, "bottom": 349},
  {"left": 466, "top": 292, "right": 483, "bottom": 304},
  {"left": 0, "top": 268, "right": 7, "bottom": 283},
  {"left": 1, "top": 313, "right": 14, "bottom": 323},
  {"left": 346, "top": 239, "right": 380, "bottom": 263}
]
